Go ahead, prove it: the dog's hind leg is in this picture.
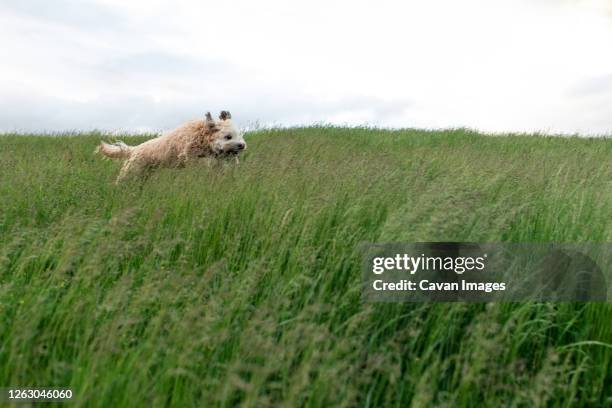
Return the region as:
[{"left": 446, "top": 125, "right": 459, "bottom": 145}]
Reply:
[
  {"left": 116, "top": 158, "right": 146, "bottom": 184},
  {"left": 116, "top": 161, "right": 132, "bottom": 184}
]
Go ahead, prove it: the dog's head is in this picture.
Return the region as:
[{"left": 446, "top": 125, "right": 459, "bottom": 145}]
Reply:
[{"left": 205, "top": 111, "right": 246, "bottom": 156}]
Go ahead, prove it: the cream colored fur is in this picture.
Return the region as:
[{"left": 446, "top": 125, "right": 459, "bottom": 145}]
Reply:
[{"left": 96, "top": 111, "right": 246, "bottom": 183}]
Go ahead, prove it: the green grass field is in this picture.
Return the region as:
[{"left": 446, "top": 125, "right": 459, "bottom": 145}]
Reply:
[{"left": 0, "top": 128, "right": 611, "bottom": 407}]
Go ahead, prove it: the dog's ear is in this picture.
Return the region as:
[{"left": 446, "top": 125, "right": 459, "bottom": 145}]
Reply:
[
  {"left": 219, "top": 111, "right": 231, "bottom": 120},
  {"left": 205, "top": 112, "right": 215, "bottom": 128}
]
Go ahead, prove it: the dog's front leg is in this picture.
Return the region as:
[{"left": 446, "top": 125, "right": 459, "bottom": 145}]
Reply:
[{"left": 179, "top": 141, "right": 200, "bottom": 167}]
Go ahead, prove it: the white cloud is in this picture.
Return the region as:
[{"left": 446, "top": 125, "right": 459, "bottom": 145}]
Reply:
[{"left": 0, "top": 0, "right": 611, "bottom": 134}]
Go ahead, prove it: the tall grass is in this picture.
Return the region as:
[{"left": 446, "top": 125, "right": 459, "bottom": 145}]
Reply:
[{"left": 0, "top": 128, "right": 611, "bottom": 407}]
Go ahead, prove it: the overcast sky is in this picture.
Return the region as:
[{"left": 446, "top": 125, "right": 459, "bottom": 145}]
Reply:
[{"left": 1, "top": 0, "right": 611, "bottom": 134}]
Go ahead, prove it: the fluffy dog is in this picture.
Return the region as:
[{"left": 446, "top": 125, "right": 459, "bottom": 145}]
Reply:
[{"left": 97, "top": 111, "right": 246, "bottom": 182}]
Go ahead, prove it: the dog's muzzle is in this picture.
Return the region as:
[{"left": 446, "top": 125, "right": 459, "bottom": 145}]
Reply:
[{"left": 228, "top": 143, "right": 246, "bottom": 154}]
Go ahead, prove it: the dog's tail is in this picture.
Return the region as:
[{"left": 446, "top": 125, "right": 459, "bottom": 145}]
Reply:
[{"left": 96, "top": 141, "right": 133, "bottom": 159}]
